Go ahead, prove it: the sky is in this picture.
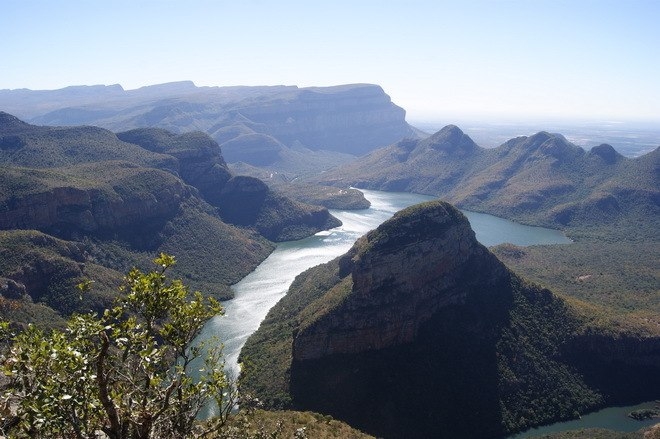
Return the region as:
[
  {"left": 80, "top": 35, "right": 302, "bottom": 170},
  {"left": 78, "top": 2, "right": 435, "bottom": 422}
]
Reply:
[{"left": 2, "top": 0, "right": 660, "bottom": 122}]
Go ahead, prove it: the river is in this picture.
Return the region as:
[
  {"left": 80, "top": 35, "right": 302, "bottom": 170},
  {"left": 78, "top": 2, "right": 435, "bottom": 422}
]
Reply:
[
  {"left": 198, "top": 189, "right": 657, "bottom": 436},
  {"left": 199, "top": 189, "right": 570, "bottom": 381},
  {"left": 508, "top": 400, "right": 660, "bottom": 438}
]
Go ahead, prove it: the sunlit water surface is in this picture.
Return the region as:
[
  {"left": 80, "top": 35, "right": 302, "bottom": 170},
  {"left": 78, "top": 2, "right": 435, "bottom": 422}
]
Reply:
[
  {"left": 199, "top": 189, "right": 570, "bottom": 381},
  {"left": 194, "top": 191, "right": 652, "bottom": 433}
]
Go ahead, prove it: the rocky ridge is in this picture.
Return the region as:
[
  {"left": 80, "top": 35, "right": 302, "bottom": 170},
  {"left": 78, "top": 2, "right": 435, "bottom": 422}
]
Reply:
[{"left": 312, "top": 125, "right": 660, "bottom": 231}]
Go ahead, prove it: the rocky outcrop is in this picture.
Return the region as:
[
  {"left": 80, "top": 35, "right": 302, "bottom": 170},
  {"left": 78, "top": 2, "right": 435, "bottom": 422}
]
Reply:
[
  {"left": 0, "top": 169, "right": 191, "bottom": 241},
  {"left": 293, "top": 201, "right": 507, "bottom": 360}
]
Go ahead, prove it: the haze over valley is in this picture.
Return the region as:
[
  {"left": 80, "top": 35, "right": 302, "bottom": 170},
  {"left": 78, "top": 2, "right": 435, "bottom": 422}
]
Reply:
[{"left": 1, "top": 1, "right": 658, "bottom": 438}]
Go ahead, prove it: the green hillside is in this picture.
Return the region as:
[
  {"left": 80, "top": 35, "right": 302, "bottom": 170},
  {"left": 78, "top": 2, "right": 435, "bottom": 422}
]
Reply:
[
  {"left": 0, "top": 113, "right": 342, "bottom": 326},
  {"left": 241, "top": 200, "right": 660, "bottom": 438},
  {"left": 312, "top": 126, "right": 659, "bottom": 232},
  {"left": 305, "top": 125, "right": 659, "bottom": 334}
]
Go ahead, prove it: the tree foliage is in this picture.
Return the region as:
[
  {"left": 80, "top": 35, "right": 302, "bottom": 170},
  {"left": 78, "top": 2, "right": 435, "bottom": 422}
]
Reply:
[{"left": 0, "top": 254, "right": 236, "bottom": 439}]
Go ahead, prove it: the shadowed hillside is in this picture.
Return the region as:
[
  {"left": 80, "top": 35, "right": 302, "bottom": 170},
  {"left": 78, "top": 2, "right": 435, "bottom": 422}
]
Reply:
[{"left": 241, "top": 200, "right": 660, "bottom": 438}]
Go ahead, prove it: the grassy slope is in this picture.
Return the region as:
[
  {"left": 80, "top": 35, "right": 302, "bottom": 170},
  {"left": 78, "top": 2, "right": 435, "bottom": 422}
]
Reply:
[{"left": 493, "top": 242, "right": 660, "bottom": 336}]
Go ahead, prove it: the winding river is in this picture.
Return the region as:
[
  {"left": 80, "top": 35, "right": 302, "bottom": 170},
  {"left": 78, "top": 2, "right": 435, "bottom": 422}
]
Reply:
[
  {"left": 199, "top": 189, "right": 570, "bottom": 380},
  {"left": 198, "top": 189, "right": 657, "bottom": 435}
]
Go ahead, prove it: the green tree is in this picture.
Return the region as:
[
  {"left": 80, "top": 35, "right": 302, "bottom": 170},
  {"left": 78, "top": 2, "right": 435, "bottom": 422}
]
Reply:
[{"left": 0, "top": 253, "right": 235, "bottom": 439}]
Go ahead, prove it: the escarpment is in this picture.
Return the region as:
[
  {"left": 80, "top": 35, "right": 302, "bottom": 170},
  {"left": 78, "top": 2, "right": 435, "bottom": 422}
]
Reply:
[
  {"left": 117, "top": 127, "right": 340, "bottom": 241},
  {"left": 292, "top": 201, "right": 508, "bottom": 360},
  {"left": 0, "top": 165, "right": 190, "bottom": 242},
  {"left": 242, "top": 200, "right": 660, "bottom": 439},
  {"left": 1, "top": 83, "right": 417, "bottom": 157},
  {"left": 231, "top": 84, "right": 413, "bottom": 156},
  {"left": 0, "top": 114, "right": 343, "bottom": 326}
]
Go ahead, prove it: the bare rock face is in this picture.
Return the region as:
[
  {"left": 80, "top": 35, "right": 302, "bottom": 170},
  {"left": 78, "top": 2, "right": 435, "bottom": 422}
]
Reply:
[
  {"left": 0, "top": 170, "right": 191, "bottom": 240},
  {"left": 234, "top": 84, "right": 414, "bottom": 156},
  {"left": 293, "top": 201, "right": 508, "bottom": 361}
]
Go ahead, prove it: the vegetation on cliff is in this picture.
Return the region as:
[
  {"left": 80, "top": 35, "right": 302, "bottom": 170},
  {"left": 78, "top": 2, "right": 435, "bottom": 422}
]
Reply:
[
  {"left": 312, "top": 126, "right": 659, "bottom": 232},
  {"left": 0, "top": 113, "right": 339, "bottom": 326},
  {"left": 309, "top": 124, "right": 659, "bottom": 339},
  {"left": 239, "top": 201, "right": 657, "bottom": 438}
]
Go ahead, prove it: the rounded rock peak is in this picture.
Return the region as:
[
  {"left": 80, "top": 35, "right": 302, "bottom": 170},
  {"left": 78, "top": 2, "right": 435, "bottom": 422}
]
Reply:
[
  {"left": 356, "top": 200, "right": 476, "bottom": 257},
  {"left": 426, "top": 125, "right": 477, "bottom": 153},
  {"left": 589, "top": 143, "right": 621, "bottom": 164}
]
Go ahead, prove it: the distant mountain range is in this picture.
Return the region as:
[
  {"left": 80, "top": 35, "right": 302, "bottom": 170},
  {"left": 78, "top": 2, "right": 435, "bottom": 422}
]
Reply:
[
  {"left": 0, "top": 112, "right": 340, "bottom": 325},
  {"left": 0, "top": 82, "right": 419, "bottom": 163},
  {"left": 312, "top": 125, "right": 660, "bottom": 235}
]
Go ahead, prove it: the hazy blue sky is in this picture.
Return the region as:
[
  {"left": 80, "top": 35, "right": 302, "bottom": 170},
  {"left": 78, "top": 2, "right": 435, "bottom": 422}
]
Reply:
[{"left": 2, "top": 0, "right": 659, "bottom": 122}]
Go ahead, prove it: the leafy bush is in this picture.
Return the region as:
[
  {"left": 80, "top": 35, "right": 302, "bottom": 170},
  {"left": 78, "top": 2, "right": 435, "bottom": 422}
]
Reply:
[{"left": 1, "top": 254, "right": 231, "bottom": 438}]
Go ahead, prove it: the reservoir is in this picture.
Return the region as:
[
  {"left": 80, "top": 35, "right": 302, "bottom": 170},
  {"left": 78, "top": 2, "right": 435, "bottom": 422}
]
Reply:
[{"left": 200, "top": 189, "right": 571, "bottom": 381}]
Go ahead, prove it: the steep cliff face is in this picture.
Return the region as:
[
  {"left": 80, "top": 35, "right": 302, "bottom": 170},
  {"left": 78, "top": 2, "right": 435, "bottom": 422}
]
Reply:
[
  {"left": 117, "top": 127, "right": 341, "bottom": 241},
  {"left": 1, "top": 83, "right": 417, "bottom": 158},
  {"left": 230, "top": 84, "right": 413, "bottom": 156},
  {"left": 242, "top": 200, "right": 660, "bottom": 439},
  {"left": 0, "top": 165, "right": 191, "bottom": 244},
  {"left": 293, "top": 201, "right": 507, "bottom": 360}
]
